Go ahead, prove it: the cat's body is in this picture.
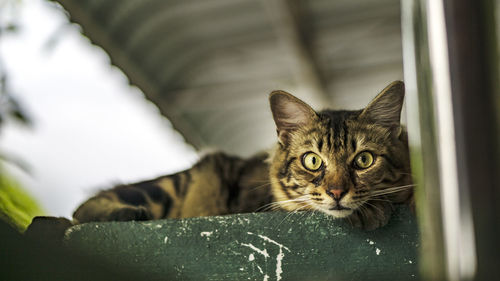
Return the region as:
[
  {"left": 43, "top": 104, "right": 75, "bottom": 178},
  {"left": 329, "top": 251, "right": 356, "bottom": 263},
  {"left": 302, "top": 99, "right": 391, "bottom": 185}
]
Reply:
[
  {"left": 73, "top": 81, "right": 413, "bottom": 230},
  {"left": 73, "top": 152, "right": 272, "bottom": 222}
]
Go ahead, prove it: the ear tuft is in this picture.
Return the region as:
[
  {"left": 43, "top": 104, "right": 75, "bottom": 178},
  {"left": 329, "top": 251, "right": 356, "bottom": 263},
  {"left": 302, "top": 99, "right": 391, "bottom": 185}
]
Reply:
[
  {"left": 360, "top": 81, "right": 405, "bottom": 126},
  {"left": 269, "top": 90, "right": 317, "bottom": 145}
]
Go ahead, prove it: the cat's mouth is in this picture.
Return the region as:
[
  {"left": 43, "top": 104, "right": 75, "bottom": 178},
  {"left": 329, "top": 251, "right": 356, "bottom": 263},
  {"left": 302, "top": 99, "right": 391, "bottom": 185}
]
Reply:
[
  {"left": 328, "top": 205, "right": 351, "bottom": 211},
  {"left": 322, "top": 205, "right": 354, "bottom": 218}
]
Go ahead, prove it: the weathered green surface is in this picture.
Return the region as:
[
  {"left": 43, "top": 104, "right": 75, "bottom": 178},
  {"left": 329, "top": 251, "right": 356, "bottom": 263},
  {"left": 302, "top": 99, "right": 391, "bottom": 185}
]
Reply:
[{"left": 65, "top": 206, "right": 418, "bottom": 281}]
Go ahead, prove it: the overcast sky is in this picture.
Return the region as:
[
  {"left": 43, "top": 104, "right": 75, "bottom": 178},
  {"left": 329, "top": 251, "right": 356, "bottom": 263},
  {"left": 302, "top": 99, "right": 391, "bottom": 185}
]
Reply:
[{"left": 0, "top": 0, "right": 198, "bottom": 217}]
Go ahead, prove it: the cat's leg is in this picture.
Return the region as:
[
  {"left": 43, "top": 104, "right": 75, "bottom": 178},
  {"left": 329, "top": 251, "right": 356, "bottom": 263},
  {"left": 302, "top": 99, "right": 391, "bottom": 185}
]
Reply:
[
  {"left": 73, "top": 179, "right": 178, "bottom": 223},
  {"left": 72, "top": 190, "right": 155, "bottom": 223},
  {"left": 348, "top": 200, "right": 394, "bottom": 230}
]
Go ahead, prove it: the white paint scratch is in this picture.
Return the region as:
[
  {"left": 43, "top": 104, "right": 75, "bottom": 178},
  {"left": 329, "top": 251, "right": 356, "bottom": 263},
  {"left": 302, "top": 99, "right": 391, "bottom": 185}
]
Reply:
[
  {"left": 245, "top": 232, "right": 290, "bottom": 281},
  {"left": 276, "top": 247, "right": 285, "bottom": 280},
  {"left": 241, "top": 243, "right": 270, "bottom": 258},
  {"left": 256, "top": 265, "right": 264, "bottom": 274},
  {"left": 376, "top": 248, "right": 381, "bottom": 255},
  {"left": 155, "top": 224, "right": 162, "bottom": 229},
  {"left": 164, "top": 236, "right": 168, "bottom": 244},
  {"left": 263, "top": 274, "right": 269, "bottom": 281},
  {"left": 409, "top": 260, "right": 413, "bottom": 264},
  {"left": 247, "top": 232, "right": 291, "bottom": 251},
  {"left": 249, "top": 254, "right": 255, "bottom": 261},
  {"left": 200, "top": 231, "right": 213, "bottom": 238}
]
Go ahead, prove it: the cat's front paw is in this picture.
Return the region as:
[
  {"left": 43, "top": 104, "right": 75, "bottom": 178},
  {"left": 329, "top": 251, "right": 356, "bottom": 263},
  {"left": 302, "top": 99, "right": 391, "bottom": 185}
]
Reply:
[
  {"left": 349, "top": 202, "right": 393, "bottom": 231},
  {"left": 108, "top": 206, "right": 153, "bottom": 221}
]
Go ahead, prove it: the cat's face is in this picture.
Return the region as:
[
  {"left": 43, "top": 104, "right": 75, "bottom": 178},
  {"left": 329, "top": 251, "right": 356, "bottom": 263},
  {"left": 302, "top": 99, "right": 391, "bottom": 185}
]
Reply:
[{"left": 269, "top": 81, "right": 411, "bottom": 218}]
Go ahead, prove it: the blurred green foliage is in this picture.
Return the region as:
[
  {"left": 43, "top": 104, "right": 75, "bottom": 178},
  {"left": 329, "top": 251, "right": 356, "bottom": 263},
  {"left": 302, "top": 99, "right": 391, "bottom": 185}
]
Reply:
[
  {"left": 0, "top": 167, "right": 44, "bottom": 232},
  {"left": 0, "top": 0, "right": 42, "bottom": 233}
]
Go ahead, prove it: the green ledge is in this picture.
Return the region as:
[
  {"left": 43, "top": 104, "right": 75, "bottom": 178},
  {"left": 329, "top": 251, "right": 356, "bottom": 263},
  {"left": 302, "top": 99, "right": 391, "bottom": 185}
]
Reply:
[{"left": 64, "top": 206, "right": 419, "bottom": 281}]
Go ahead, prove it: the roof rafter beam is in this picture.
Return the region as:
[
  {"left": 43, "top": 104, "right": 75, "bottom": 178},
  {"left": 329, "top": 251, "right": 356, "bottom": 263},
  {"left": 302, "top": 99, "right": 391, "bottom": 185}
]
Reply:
[{"left": 261, "top": 0, "right": 330, "bottom": 104}]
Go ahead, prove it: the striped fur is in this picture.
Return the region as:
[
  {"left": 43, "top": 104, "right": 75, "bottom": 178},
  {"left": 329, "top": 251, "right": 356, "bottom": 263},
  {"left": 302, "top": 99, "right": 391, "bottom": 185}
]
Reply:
[
  {"left": 73, "top": 152, "right": 272, "bottom": 223},
  {"left": 73, "top": 81, "right": 412, "bottom": 230}
]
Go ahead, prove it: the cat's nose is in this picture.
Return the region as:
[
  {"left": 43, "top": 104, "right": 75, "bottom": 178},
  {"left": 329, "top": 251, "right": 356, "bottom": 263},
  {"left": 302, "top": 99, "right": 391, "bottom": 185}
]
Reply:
[{"left": 326, "top": 188, "right": 347, "bottom": 201}]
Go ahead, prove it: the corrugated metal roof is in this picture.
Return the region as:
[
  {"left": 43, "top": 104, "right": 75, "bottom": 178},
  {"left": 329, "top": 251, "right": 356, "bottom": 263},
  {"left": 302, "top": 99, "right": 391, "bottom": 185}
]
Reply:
[{"left": 54, "top": 0, "right": 403, "bottom": 156}]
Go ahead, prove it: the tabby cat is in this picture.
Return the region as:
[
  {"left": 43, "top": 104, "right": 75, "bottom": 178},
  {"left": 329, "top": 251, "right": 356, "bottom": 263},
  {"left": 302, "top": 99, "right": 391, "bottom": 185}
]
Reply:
[{"left": 73, "top": 81, "right": 412, "bottom": 230}]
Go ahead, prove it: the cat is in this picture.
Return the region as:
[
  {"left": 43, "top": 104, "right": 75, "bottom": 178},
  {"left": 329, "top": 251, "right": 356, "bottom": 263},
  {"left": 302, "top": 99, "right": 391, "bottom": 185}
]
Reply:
[{"left": 72, "top": 81, "right": 413, "bottom": 230}]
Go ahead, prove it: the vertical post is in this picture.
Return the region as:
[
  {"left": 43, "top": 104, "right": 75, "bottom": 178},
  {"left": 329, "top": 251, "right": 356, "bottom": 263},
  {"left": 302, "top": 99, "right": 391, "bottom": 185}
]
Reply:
[
  {"left": 442, "top": 0, "right": 500, "bottom": 280},
  {"left": 402, "top": 0, "right": 499, "bottom": 280},
  {"left": 401, "top": 0, "right": 447, "bottom": 279}
]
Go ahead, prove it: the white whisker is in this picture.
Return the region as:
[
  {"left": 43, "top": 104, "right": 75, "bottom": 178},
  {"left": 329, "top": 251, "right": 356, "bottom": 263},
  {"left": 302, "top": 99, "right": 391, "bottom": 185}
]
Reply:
[
  {"left": 255, "top": 195, "right": 309, "bottom": 212},
  {"left": 275, "top": 203, "right": 310, "bottom": 229}
]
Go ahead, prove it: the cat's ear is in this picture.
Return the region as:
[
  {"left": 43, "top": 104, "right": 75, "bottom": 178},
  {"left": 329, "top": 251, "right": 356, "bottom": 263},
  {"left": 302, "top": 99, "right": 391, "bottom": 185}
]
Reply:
[
  {"left": 270, "top": 90, "right": 317, "bottom": 145},
  {"left": 360, "top": 81, "right": 405, "bottom": 127}
]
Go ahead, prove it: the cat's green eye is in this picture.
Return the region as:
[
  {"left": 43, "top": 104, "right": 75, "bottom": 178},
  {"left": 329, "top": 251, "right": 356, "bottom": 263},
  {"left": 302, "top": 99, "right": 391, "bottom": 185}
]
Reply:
[
  {"left": 302, "top": 152, "right": 323, "bottom": 171},
  {"left": 354, "top": 151, "right": 374, "bottom": 169}
]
